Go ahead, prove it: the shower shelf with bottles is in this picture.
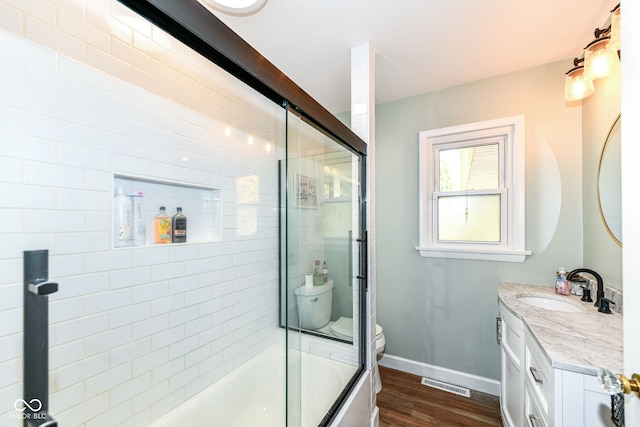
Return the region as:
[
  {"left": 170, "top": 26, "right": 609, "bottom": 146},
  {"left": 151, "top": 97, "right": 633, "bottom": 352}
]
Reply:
[{"left": 112, "top": 173, "right": 223, "bottom": 248}]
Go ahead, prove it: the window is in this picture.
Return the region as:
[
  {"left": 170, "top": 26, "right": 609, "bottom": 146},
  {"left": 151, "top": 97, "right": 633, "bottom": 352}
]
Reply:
[{"left": 416, "top": 116, "right": 531, "bottom": 262}]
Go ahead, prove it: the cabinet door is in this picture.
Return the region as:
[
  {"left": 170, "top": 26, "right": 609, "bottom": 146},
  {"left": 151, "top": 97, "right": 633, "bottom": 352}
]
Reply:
[
  {"left": 560, "top": 370, "right": 616, "bottom": 427},
  {"left": 500, "top": 303, "right": 525, "bottom": 427}
]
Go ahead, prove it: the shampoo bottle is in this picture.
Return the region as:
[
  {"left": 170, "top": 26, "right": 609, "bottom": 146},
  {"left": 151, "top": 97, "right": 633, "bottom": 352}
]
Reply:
[
  {"left": 172, "top": 207, "right": 187, "bottom": 243},
  {"left": 129, "top": 192, "right": 146, "bottom": 246},
  {"left": 113, "top": 187, "right": 133, "bottom": 247},
  {"left": 154, "top": 206, "right": 171, "bottom": 244}
]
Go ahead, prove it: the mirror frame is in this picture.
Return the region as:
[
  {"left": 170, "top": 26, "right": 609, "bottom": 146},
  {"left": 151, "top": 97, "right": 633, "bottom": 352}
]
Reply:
[{"left": 597, "top": 113, "right": 622, "bottom": 247}]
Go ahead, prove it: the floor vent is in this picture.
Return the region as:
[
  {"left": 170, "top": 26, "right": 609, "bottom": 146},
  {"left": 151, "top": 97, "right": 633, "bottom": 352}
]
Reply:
[{"left": 420, "top": 377, "right": 471, "bottom": 398}]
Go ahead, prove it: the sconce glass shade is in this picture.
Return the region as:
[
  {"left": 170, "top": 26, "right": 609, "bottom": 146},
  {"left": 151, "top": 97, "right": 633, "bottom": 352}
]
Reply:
[
  {"left": 564, "top": 66, "right": 595, "bottom": 102},
  {"left": 584, "top": 37, "right": 619, "bottom": 80},
  {"left": 610, "top": 5, "right": 621, "bottom": 51}
]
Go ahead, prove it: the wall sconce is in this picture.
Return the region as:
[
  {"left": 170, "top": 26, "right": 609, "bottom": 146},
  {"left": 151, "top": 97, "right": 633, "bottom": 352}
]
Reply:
[{"left": 564, "top": 3, "right": 620, "bottom": 102}]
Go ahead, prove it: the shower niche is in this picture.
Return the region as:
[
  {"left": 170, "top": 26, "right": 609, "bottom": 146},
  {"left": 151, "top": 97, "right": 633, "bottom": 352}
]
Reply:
[{"left": 112, "top": 174, "right": 223, "bottom": 248}]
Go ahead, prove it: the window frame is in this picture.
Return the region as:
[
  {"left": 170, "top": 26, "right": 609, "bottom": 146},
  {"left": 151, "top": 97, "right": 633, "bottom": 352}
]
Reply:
[{"left": 416, "top": 115, "right": 531, "bottom": 262}]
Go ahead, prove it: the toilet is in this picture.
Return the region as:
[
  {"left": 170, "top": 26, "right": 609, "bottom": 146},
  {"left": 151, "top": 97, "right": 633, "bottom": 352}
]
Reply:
[
  {"left": 330, "top": 317, "right": 386, "bottom": 393},
  {"left": 294, "top": 282, "right": 386, "bottom": 393}
]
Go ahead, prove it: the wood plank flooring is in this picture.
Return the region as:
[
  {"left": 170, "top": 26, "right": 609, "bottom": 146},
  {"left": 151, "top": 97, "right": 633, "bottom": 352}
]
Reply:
[{"left": 377, "top": 366, "right": 503, "bottom": 427}]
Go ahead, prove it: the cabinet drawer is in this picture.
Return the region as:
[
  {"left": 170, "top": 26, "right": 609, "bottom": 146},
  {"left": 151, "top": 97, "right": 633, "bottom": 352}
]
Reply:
[
  {"left": 525, "top": 339, "right": 552, "bottom": 415},
  {"left": 525, "top": 386, "right": 549, "bottom": 427}
]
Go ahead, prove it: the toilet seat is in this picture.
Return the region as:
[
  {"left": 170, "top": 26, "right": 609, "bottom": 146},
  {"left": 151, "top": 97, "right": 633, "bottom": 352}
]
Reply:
[{"left": 330, "top": 317, "right": 384, "bottom": 352}]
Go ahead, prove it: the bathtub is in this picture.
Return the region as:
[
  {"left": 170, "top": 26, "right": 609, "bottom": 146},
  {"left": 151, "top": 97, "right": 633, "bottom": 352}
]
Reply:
[{"left": 150, "top": 345, "right": 358, "bottom": 427}]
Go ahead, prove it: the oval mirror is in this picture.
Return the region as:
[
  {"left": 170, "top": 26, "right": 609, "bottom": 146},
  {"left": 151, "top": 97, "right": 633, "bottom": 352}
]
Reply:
[{"left": 597, "top": 114, "right": 621, "bottom": 246}]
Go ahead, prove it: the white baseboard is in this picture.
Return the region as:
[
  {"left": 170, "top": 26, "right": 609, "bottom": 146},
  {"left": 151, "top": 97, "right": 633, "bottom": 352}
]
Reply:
[{"left": 378, "top": 354, "right": 501, "bottom": 396}]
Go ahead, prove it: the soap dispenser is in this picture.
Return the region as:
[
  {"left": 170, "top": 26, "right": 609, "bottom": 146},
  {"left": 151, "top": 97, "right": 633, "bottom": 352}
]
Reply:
[{"left": 555, "top": 267, "right": 570, "bottom": 295}]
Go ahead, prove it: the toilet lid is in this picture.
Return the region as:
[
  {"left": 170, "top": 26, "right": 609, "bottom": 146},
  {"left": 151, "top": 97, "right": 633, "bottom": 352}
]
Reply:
[{"left": 330, "top": 317, "right": 383, "bottom": 340}]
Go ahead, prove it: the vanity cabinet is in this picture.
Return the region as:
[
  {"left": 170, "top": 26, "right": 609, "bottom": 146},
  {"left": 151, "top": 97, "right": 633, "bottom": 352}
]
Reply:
[{"left": 499, "top": 301, "right": 615, "bottom": 427}]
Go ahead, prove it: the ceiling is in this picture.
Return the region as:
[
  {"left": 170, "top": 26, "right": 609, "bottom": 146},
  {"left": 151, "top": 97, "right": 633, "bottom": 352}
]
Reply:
[{"left": 209, "top": 0, "right": 618, "bottom": 114}]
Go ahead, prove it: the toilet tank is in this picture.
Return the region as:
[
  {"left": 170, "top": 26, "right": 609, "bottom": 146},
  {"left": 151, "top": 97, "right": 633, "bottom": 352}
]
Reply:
[{"left": 294, "top": 281, "right": 333, "bottom": 330}]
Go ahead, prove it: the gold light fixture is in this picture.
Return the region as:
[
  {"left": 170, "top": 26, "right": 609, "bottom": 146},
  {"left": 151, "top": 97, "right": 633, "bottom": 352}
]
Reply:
[{"left": 564, "top": 3, "right": 620, "bottom": 102}]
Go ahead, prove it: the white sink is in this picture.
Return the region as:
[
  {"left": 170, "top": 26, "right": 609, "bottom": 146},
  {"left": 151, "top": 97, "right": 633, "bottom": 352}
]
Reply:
[{"left": 516, "top": 295, "right": 583, "bottom": 313}]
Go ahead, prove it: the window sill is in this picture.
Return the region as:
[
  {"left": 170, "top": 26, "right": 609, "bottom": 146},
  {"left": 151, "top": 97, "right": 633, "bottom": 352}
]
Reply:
[{"left": 415, "top": 246, "right": 532, "bottom": 263}]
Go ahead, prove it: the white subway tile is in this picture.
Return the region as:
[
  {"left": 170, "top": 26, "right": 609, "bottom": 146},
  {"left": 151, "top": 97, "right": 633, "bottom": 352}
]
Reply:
[
  {"left": 85, "top": 251, "right": 132, "bottom": 275},
  {"left": 169, "top": 306, "right": 198, "bottom": 328},
  {"left": 150, "top": 293, "right": 183, "bottom": 317},
  {"left": 85, "top": 399, "right": 133, "bottom": 427},
  {"left": 56, "top": 272, "right": 109, "bottom": 299},
  {"left": 0, "top": 3, "right": 22, "bottom": 35},
  {"left": 109, "top": 302, "right": 151, "bottom": 329},
  {"left": 110, "top": 267, "right": 151, "bottom": 289},
  {"left": 1, "top": 183, "right": 56, "bottom": 209},
  {"left": 50, "top": 296, "right": 83, "bottom": 323},
  {"left": 131, "top": 348, "right": 168, "bottom": 378},
  {"left": 55, "top": 391, "right": 110, "bottom": 427},
  {"left": 151, "top": 325, "right": 184, "bottom": 351},
  {"left": 85, "top": 325, "right": 132, "bottom": 357},
  {"left": 151, "top": 262, "right": 185, "bottom": 282},
  {"left": 0, "top": 308, "right": 20, "bottom": 335},
  {"left": 55, "top": 352, "right": 109, "bottom": 390},
  {"left": 151, "top": 356, "right": 185, "bottom": 385},
  {"left": 85, "top": 363, "right": 130, "bottom": 398},
  {"left": 131, "top": 314, "right": 168, "bottom": 342},
  {"left": 55, "top": 312, "right": 109, "bottom": 346},
  {"left": 0, "top": 358, "right": 20, "bottom": 389},
  {"left": 57, "top": 143, "right": 110, "bottom": 171},
  {"left": 110, "top": 336, "right": 150, "bottom": 367},
  {"left": 131, "top": 280, "right": 168, "bottom": 304},
  {"left": 50, "top": 381, "right": 84, "bottom": 415},
  {"left": 50, "top": 339, "right": 84, "bottom": 371},
  {"left": 23, "top": 209, "right": 85, "bottom": 233},
  {"left": 57, "top": 188, "right": 110, "bottom": 211},
  {"left": 84, "top": 288, "right": 132, "bottom": 316},
  {"left": 58, "top": 9, "right": 110, "bottom": 52},
  {"left": 56, "top": 231, "right": 109, "bottom": 255},
  {"left": 24, "top": 15, "right": 84, "bottom": 63},
  {"left": 168, "top": 275, "right": 198, "bottom": 295},
  {"left": 132, "top": 246, "right": 170, "bottom": 267}
]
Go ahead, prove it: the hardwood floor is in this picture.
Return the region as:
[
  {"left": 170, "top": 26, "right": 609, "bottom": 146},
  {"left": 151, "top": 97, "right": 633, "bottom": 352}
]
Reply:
[{"left": 377, "top": 366, "right": 503, "bottom": 427}]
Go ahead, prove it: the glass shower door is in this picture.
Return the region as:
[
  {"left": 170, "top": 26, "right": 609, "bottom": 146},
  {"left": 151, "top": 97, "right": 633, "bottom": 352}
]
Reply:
[{"left": 282, "top": 108, "right": 365, "bottom": 426}]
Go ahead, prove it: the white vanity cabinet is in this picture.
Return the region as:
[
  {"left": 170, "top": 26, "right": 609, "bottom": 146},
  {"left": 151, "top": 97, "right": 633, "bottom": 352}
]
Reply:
[{"left": 499, "top": 296, "right": 617, "bottom": 427}]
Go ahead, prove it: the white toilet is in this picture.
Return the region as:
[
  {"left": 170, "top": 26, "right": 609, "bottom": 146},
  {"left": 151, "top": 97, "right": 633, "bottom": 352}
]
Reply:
[
  {"left": 330, "top": 317, "right": 386, "bottom": 393},
  {"left": 294, "top": 282, "right": 386, "bottom": 393}
]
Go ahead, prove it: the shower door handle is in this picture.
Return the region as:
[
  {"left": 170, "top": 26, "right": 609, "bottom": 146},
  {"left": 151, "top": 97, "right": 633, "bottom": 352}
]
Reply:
[
  {"left": 23, "top": 250, "right": 58, "bottom": 427},
  {"left": 356, "top": 231, "right": 368, "bottom": 290},
  {"left": 28, "top": 282, "right": 58, "bottom": 296}
]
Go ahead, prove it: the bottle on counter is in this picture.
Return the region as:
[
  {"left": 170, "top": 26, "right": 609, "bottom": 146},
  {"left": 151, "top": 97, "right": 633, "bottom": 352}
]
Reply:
[
  {"left": 154, "top": 206, "right": 171, "bottom": 244},
  {"left": 555, "top": 267, "right": 570, "bottom": 295},
  {"left": 172, "top": 207, "right": 187, "bottom": 243}
]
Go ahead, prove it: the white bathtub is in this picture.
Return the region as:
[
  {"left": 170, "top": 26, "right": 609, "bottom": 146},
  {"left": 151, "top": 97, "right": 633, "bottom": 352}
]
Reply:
[{"left": 150, "top": 345, "right": 358, "bottom": 427}]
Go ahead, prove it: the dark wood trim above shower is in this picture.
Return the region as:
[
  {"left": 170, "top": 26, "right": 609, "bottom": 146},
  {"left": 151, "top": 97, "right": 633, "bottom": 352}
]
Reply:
[{"left": 117, "top": 0, "right": 367, "bottom": 156}]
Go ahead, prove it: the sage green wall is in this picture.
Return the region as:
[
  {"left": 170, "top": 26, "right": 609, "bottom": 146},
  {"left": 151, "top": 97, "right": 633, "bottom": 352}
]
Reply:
[
  {"left": 375, "top": 60, "right": 584, "bottom": 380},
  {"left": 582, "top": 71, "right": 622, "bottom": 289}
]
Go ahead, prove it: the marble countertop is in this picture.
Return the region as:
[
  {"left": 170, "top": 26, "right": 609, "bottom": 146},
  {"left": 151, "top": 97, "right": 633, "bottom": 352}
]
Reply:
[{"left": 498, "top": 282, "right": 623, "bottom": 376}]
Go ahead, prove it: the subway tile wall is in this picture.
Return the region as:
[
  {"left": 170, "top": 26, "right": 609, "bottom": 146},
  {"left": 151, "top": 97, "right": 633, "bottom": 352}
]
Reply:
[{"left": 0, "top": 0, "right": 283, "bottom": 424}]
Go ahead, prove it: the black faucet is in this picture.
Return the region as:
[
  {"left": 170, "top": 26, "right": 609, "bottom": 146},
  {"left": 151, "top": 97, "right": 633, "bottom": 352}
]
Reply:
[{"left": 567, "top": 268, "right": 604, "bottom": 309}]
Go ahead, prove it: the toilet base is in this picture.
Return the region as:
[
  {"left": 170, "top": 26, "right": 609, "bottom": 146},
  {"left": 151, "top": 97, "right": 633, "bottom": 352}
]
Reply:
[{"left": 374, "top": 363, "right": 382, "bottom": 393}]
